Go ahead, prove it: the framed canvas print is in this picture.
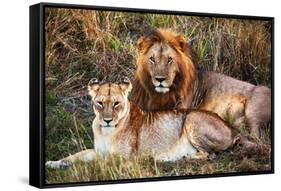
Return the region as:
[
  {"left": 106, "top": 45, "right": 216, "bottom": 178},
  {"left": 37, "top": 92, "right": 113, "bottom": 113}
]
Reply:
[{"left": 29, "top": 2, "right": 274, "bottom": 188}]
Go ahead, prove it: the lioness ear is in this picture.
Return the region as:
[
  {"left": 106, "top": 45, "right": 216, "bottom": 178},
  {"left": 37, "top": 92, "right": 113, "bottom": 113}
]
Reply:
[
  {"left": 88, "top": 78, "right": 99, "bottom": 98},
  {"left": 119, "top": 77, "right": 132, "bottom": 96},
  {"left": 176, "top": 34, "right": 188, "bottom": 52}
]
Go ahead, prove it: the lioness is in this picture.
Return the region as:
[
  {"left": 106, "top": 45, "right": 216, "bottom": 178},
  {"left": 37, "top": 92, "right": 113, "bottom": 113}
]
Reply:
[
  {"left": 131, "top": 28, "right": 271, "bottom": 138},
  {"left": 46, "top": 79, "right": 257, "bottom": 169}
]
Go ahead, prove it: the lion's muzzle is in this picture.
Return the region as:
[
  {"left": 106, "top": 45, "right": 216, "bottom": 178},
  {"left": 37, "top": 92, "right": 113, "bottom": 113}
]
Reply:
[{"left": 153, "top": 75, "right": 170, "bottom": 93}]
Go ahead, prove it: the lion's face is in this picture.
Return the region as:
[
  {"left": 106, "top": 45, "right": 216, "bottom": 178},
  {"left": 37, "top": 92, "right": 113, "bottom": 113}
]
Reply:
[
  {"left": 136, "top": 29, "right": 192, "bottom": 94},
  {"left": 144, "top": 42, "right": 180, "bottom": 93},
  {"left": 88, "top": 79, "right": 132, "bottom": 129}
]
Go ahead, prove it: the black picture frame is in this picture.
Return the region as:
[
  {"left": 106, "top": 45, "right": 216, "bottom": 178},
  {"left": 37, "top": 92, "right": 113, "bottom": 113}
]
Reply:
[{"left": 29, "top": 2, "right": 274, "bottom": 188}]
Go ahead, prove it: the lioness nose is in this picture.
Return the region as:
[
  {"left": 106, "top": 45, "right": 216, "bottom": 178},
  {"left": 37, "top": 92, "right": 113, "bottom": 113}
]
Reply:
[
  {"left": 104, "top": 118, "right": 113, "bottom": 124},
  {"left": 155, "top": 76, "right": 166, "bottom": 83}
]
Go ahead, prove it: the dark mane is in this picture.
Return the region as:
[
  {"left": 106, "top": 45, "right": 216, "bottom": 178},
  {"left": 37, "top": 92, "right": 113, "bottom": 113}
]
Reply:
[{"left": 131, "top": 29, "right": 196, "bottom": 111}]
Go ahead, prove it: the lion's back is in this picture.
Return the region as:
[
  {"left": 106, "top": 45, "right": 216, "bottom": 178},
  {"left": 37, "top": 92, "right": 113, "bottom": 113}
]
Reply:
[{"left": 199, "top": 70, "right": 256, "bottom": 97}]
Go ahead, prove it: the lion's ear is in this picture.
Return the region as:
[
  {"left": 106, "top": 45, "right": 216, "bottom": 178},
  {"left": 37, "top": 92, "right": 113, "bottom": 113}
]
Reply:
[
  {"left": 119, "top": 77, "right": 132, "bottom": 96},
  {"left": 137, "top": 36, "right": 145, "bottom": 51},
  {"left": 88, "top": 78, "right": 100, "bottom": 98},
  {"left": 137, "top": 30, "right": 161, "bottom": 53},
  {"left": 176, "top": 34, "right": 188, "bottom": 53}
]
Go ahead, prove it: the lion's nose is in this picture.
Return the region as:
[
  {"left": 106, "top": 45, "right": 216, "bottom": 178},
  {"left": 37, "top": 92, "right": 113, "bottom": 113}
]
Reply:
[
  {"left": 155, "top": 76, "right": 166, "bottom": 83},
  {"left": 104, "top": 118, "right": 113, "bottom": 124}
]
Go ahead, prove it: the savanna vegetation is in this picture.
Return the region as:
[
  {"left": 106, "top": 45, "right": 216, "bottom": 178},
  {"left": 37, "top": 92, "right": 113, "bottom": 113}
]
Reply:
[{"left": 45, "top": 8, "right": 272, "bottom": 184}]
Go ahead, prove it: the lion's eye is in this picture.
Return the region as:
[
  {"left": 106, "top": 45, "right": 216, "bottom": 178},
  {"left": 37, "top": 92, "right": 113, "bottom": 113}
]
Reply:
[
  {"left": 113, "top": 101, "right": 120, "bottom": 108},
  {"left": 149, "top": 56, "right": 155, "bottom": 64},
  {"left": 96, "top": 101, "right": 103, "bottom": 108},
  {"left": 168, "top": 57, "right": 173, "bottom": 64}
]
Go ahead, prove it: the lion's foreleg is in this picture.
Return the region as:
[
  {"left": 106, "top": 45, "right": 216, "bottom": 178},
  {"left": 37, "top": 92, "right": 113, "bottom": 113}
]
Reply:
[{"left": 46, "top": 149, "right": 96, "bottom": 169}]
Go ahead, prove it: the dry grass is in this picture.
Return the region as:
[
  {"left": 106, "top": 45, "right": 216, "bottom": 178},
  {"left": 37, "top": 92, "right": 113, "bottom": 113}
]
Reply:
[
  {"left": 46, "top": 151, "right": 271, "bottom": 184},
  {"left": 45, "top": 8, "right": 272, "bottom": 184}
]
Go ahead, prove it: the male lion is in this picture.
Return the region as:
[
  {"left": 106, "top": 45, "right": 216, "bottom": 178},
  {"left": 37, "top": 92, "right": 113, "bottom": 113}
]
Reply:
[
  {"left": 46, "top": 79, "right": 258, "bottom": 169},
  {"left": 131, "top": 29, "right": 271, "bottom": 138}
]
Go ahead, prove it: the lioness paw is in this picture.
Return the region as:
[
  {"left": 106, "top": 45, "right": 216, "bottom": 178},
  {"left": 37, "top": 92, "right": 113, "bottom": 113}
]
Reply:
[
  {"left": 45, "top": 160, "right": 72, "bottom": 169},
  {"left": 189, "top": 151, "right": 209, "bottom": 160},
  {"left": 155, "top": 154, "right": 179, "bottom": 162}
]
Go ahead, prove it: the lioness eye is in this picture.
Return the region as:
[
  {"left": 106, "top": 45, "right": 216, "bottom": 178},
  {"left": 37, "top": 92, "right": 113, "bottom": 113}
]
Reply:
[
  {"left": 96, "top": 101, "right": 103, "bottom": 108},
  {"left": 113, "top": 101, "right": 120, "bottom": 108},
  {"left": 168, "top": 57, "right": 173, "bottom": 64},
  {"left": 149, "top": 56, "right": 155, "bottom": 64}
]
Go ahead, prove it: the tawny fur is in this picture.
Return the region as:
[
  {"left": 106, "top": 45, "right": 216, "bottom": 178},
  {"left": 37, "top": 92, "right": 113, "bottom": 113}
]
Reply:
[
  {"left": 132, "top": 29, "right": 195, "bottom": 111},
  {"left": 46, "top": 81, "right": 259, "bottom": 169},
  {"left": 131, "top": 28, "right": 271, "bottom": 138}
]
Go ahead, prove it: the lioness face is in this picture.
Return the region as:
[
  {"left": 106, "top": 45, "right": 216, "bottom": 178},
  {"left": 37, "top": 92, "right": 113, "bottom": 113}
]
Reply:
[
  {"left": 144, "top": 42, "right": 179, "bottom": 93},
  {"left": 88, "top": 79, "right": 132, "bottom": 128}
]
